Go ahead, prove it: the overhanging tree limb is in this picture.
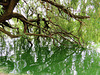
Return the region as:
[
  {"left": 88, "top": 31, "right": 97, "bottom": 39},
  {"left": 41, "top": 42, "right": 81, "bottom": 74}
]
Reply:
[
  {"left": 0, "top": 0, "right": 90, "bottom": 47},
  {"left": 42, "top": 0, "right": 90, "bottom": 19},
  {"left": 0, "top": 0, "right": 19, "bottom": 22}
]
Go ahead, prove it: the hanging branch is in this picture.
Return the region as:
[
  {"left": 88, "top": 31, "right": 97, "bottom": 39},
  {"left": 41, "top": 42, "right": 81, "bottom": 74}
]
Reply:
[
  {"left": 41, "top": 0, "right": 90, "bottom": 19},
  {"left": 0, "top": 0, "right": 90, "bottom": 47}
]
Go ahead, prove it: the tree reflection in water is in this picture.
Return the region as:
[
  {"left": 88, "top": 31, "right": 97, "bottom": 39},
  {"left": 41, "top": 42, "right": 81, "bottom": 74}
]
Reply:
[{"left": 0, "top": 38, "right": 100, "bottom": 75}]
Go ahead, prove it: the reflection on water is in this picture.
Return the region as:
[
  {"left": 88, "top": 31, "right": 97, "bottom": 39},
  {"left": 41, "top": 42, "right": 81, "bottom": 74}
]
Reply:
[{"left": 0, "top": 38, "right": 100, "bottom": 75}]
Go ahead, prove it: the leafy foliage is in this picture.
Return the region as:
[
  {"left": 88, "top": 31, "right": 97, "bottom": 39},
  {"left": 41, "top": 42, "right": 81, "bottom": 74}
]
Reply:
[
  {"left": 0, "top": 5, "right": 4, "bottom": 16},
  {"left": 0, "top": 0, "right": 100, "bottom": 47}
]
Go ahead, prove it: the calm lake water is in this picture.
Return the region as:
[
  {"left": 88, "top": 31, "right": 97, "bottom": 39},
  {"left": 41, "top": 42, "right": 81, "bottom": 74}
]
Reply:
[{"left": 0, "top": 38, "right": 100, "bottom": 75}]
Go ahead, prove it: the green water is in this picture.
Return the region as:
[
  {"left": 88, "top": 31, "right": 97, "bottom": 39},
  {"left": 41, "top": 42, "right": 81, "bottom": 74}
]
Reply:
[{"left": 0, "top": 39, "right": 100, "bottom": 75}]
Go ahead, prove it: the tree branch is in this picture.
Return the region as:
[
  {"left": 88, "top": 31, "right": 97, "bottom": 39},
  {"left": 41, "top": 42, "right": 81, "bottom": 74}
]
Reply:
[
  {"left": 0, "top": 0, "right": 19, "bottom": 23},
  {"left": 42, "top": 0, "right": 90, "bottom": 19}
]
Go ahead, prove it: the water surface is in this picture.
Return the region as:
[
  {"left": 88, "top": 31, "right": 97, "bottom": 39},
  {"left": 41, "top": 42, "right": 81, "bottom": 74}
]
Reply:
[{"left": 0, "top": 38, "right": 100, "bottom": 75}]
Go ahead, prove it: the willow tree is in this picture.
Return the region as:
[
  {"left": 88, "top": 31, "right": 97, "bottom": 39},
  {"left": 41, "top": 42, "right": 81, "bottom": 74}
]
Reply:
[{"left": 0, "top": 0, "right": 99, "bottom": 47}]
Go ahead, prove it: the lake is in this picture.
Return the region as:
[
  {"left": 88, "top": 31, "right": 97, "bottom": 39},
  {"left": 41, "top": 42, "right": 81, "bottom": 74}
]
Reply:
[{"left": 0, "top": 38, "right": 100, "bottom": 75}]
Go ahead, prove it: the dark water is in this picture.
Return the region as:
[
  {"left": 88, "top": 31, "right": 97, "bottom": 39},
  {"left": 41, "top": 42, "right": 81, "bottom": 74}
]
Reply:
[{"left": 0, "top": 38, "right": 100, "bottom": 75}]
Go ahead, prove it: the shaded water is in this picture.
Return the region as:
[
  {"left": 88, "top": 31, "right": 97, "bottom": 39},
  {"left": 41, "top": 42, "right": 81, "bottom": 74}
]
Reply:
[{"left": 0, "top": 38, "right": 100, "bottom": 75}]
